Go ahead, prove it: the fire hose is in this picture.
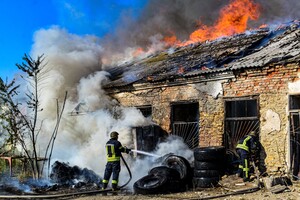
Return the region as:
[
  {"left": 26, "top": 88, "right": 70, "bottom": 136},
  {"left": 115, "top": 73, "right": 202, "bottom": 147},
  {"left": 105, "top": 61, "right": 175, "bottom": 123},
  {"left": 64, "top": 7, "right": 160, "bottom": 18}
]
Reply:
[
  {"left": 119, "top": 153, "right": 132, "bottom": 189},
  {"left": 0, "top": 154, "right": 133, "bottom": 199}
]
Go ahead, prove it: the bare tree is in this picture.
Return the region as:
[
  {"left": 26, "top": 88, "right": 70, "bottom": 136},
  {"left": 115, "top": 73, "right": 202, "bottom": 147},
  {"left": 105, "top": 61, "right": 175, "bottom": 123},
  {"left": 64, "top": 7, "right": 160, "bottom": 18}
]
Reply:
[
  {"left": 0, "top": 54, "right": 67, "bottom": 179},
  {"left": 0, "top": 78, "right": 22, "bottom": 155}
]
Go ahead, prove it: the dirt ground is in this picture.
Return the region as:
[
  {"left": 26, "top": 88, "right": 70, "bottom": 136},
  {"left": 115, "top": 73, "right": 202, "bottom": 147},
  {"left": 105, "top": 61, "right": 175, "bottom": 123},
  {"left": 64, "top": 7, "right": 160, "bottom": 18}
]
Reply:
[
  {"left": 72, "top": 176, "right": 300, "bottom": 200},
  {"left": 72, "top": 187, "right": 300, "bottom": 200}
]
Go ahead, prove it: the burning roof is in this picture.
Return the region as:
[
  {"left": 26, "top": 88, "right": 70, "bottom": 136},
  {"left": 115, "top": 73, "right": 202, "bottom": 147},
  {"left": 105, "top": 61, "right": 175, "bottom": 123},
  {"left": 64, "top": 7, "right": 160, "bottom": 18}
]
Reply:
[{"left": 104, "top": 21, "right": 300, "bottom": 90}]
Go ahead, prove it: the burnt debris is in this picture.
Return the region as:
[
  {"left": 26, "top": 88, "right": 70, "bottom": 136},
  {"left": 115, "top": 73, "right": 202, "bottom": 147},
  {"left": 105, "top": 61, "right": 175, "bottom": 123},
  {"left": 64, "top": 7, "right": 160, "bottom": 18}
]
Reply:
[
  {"left": 50, "top": 161, "right": 101, "bottom": 187},
  {"left": 0, "top": 161, "right": 102, "bottom": 195}
]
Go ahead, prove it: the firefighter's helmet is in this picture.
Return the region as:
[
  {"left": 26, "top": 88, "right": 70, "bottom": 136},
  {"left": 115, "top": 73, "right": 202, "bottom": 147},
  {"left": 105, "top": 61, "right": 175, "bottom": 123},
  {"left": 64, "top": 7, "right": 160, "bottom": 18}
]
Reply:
[{"left": 110, "top": 131, "right": 119, "bottom": 139}]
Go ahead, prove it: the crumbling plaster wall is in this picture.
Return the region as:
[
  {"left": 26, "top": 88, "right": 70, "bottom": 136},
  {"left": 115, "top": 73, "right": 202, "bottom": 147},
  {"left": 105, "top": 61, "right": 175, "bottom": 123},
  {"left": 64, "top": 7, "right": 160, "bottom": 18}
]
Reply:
[
  {"left": 110, "top": 81, "right": 224, "bottom": 147},
  {"left": 223, "top": 64, "right": 300, "bottom": 173}
]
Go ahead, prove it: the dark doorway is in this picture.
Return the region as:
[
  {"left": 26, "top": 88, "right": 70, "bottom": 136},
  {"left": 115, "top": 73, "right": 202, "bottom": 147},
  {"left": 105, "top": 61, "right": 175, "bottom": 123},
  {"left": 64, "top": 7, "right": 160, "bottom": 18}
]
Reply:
[
  {"left": 134, "top": 106, "right": 164, "bottom": 154},
  {"left": 289, "top": 95, "right": 300, "bottom": 178},
  {"left": 224, "top": 97, "right": 259, "bottom": 151},
  {"left": 171, "top": 102, "right": 199, "bottom": 149},
  {"left": 134, "top": 125, "right": 164, "bottom": 153}
]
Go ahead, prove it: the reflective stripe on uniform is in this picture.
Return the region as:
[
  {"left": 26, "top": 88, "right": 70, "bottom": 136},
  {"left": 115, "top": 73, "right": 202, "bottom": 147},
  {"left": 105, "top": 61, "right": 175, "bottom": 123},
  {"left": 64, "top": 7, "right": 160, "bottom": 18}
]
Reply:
[
  {"left": 112, "top": 179, "right": 118, "bottom": 184},
  {"left": 106, "top": 144, "right": 121, "bottom": 161},
  {"left": 243, "top": 159, "right": 249, "bottom": 178},
  {"left": 107, "top": 156, "right": 120, "bottom": 162},
  {"left": 236, "top": 135, "right": 252, "bottom": 152},
  {"left": 102, "top": 179, "right": 109, "bottom": 183}
]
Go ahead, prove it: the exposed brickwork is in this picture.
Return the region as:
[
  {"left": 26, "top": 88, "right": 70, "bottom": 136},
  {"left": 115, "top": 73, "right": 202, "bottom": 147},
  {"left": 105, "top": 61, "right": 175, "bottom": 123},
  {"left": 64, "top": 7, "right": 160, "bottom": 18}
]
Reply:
[
  {"left": 199, "top": 95, "right": 224, "bottom": 147},
  {"left": 224, "top": 65, "right": 299, "bottom": 96},
  {"left": 110, "top": 63, "right": 300, "bottom": 174},
  {"left": 223, "top": 64, "right": 300, "bottom": 173},
  {"left": 111, "top": 84, "right": 224, "bottom": 146}
]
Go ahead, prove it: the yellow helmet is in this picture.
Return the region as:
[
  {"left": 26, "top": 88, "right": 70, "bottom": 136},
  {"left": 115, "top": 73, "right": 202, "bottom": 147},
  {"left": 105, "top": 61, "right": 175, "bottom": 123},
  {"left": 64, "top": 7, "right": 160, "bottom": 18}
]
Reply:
[{"left": 110, "top": 131, "right": 119, "bottom": 139}]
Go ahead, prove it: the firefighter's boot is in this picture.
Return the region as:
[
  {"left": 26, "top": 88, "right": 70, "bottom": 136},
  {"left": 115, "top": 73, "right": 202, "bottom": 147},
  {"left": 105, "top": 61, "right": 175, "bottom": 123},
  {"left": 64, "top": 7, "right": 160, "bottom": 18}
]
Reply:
[
  {"left": 112, "top": 183, "right": 118, "bottom": 191},
  {"left": 101, "top": 183, "right": 107, "bottom": 190},
  {"left": 101, "top": 183, "right": 108, "bottom": 196}
]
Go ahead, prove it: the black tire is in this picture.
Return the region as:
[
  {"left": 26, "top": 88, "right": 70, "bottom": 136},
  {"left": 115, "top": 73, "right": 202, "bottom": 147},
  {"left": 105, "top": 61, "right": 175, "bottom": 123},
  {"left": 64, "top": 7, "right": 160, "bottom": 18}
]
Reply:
[
  {"left": 194, "top": 146, "right": 226, "bottom": 162},
  {"left": 149, "top": 166, "right": 181, "bottom": 181},
  {"left": 193, "top": 177, "right": 220, "bottom": 188},
  {"left": 162, "top": 155, "right": 191, "bottom": 180},
  {"left": 133, "top": 174, "right": 168, "bottom": 194},
  {"left": 194, "top": 161, "right": 221, "bottom": 170},
  {"left": 193, "top": 169, "right": 221, "bottom": 178}
]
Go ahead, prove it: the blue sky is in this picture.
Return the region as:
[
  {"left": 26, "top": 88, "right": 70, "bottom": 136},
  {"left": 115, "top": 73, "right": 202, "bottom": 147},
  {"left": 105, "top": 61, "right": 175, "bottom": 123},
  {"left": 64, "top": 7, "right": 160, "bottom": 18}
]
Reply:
[{"left": 0, "top": 0, "right": 147, "bottom": 80}]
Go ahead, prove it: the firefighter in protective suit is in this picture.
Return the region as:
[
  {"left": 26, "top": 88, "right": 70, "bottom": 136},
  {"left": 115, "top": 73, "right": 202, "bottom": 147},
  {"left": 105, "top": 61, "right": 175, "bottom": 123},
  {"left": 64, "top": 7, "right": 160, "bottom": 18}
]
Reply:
[
  {"left": 102, "top": 131, "right": 131, "bottom": 190},
  {"left": 236, "top": 131, "right": 258, "bottom": 182}
]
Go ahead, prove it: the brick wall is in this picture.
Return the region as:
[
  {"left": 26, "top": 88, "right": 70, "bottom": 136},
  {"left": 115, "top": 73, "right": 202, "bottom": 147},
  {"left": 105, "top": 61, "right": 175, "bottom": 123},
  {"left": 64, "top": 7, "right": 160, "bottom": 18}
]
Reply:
[
  {"left": 111, "top": 83, "right": 224, "bottom": 147},
  {"left": 110, "top": 63, "right": 300, "bottom": 174},
  {"left": 198, "top": 95, "right": 224, "bottom": 147},
  {"left": 223, "top": 64, "right": 300, "bottom": 173}
]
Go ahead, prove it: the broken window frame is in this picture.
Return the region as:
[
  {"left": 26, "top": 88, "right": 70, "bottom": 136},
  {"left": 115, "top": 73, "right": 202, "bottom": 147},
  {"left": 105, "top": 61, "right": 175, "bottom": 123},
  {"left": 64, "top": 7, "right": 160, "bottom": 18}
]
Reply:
[{"left": 223, "top": 96, "right": 260, "bottom": 152}]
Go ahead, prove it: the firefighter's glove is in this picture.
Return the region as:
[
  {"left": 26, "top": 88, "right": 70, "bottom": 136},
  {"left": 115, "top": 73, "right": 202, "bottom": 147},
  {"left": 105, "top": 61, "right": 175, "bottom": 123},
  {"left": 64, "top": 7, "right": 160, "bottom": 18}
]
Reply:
[{"left": 125, "top": 148, "right": 131, "bottom": 154}]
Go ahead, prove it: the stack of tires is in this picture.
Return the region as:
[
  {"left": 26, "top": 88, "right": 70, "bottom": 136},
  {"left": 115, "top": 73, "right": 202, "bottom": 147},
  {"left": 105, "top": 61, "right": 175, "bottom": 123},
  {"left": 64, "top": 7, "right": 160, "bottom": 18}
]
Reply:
[
  {"left": 134, "top": 154, "right": 192, "bottom": 194},
  {"left": 193, "top": 146, "right": 226, "bottom": 188}
]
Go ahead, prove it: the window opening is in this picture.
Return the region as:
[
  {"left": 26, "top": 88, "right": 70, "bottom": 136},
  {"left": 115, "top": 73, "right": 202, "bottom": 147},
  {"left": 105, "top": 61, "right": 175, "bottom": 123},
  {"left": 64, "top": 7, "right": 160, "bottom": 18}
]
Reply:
[
  {"left": 289, "top": 95, "right": 300, "bottom": 178},
  {"left": 224, "top": 97, "right": 259, "bottom": 151},
  {"left": 135, "top": 125, "right": 163, "bottom": 151},
  {"left": 171, "top": 102, "right": 199, "bottom": 149},
  {"left": 137, "top": 105, "right": 152, "bottom": 118}
]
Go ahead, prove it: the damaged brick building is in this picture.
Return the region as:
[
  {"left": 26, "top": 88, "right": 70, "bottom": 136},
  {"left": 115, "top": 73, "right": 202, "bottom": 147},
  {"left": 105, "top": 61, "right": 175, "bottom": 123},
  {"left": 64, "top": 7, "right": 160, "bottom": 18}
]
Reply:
[{"left": 103, "top": 21, "right": 300, "bottom": 177}]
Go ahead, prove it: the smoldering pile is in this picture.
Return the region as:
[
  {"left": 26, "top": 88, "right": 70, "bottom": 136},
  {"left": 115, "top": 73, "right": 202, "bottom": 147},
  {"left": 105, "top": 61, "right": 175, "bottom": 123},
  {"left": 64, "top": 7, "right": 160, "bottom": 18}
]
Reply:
[
  {"left": 0, "top": 161, "right": 102, "bottom": 196},
  {"left": 50, "top": 161, "right": 102, "bottom": 188}
]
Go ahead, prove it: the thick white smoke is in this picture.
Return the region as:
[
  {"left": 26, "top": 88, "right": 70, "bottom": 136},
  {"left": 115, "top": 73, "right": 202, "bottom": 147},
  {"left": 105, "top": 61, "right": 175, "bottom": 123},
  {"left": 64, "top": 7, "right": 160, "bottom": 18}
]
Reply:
[
  {"left": 123, "top": 136, "right": 193, "bottom": 189},
  {"left": 30, "top": 27, "right": 151, "bottom": 173},
  {"left": 28, "top": 27, "right": 193, "bottom": 189}
]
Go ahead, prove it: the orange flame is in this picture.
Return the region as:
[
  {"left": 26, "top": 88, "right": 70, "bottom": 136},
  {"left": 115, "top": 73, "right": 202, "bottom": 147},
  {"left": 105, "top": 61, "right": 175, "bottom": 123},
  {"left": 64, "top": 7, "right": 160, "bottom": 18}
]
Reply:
[
  {"left": 189, "top": 0, "right": 260, "bottom": 44},
  {"left": 259, "top": 24, "right": 268, "bottom": 29},
  {"left": 133, "top": 47, "right": 145, "bottom": 57},
  {"left": 164, "top": 0, "right": 260, "bottom": 47},
  {"left": 163, "top": 35, "right": 181, "bottom": 46}
]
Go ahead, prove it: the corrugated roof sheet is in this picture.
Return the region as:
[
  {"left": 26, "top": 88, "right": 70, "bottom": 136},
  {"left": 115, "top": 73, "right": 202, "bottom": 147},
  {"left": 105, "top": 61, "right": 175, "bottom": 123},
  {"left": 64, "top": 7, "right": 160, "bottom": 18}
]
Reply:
[{"left": 230, "top": 28, "right": 300, "bottom": 69}]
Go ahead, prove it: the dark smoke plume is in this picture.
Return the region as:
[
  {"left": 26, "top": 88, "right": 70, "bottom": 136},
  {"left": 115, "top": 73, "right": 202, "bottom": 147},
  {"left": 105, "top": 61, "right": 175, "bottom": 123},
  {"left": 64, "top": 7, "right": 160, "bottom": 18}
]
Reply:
[{"left": 101, "top": 0, "right": 300, "bottom": 60}]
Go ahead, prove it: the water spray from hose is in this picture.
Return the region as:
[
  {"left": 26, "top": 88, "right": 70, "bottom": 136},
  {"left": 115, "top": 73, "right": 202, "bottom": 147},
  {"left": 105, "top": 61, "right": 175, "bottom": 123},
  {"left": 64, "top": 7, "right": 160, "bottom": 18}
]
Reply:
[{"left": 131, "top": 150, "right": 161, "bottom": 158}]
